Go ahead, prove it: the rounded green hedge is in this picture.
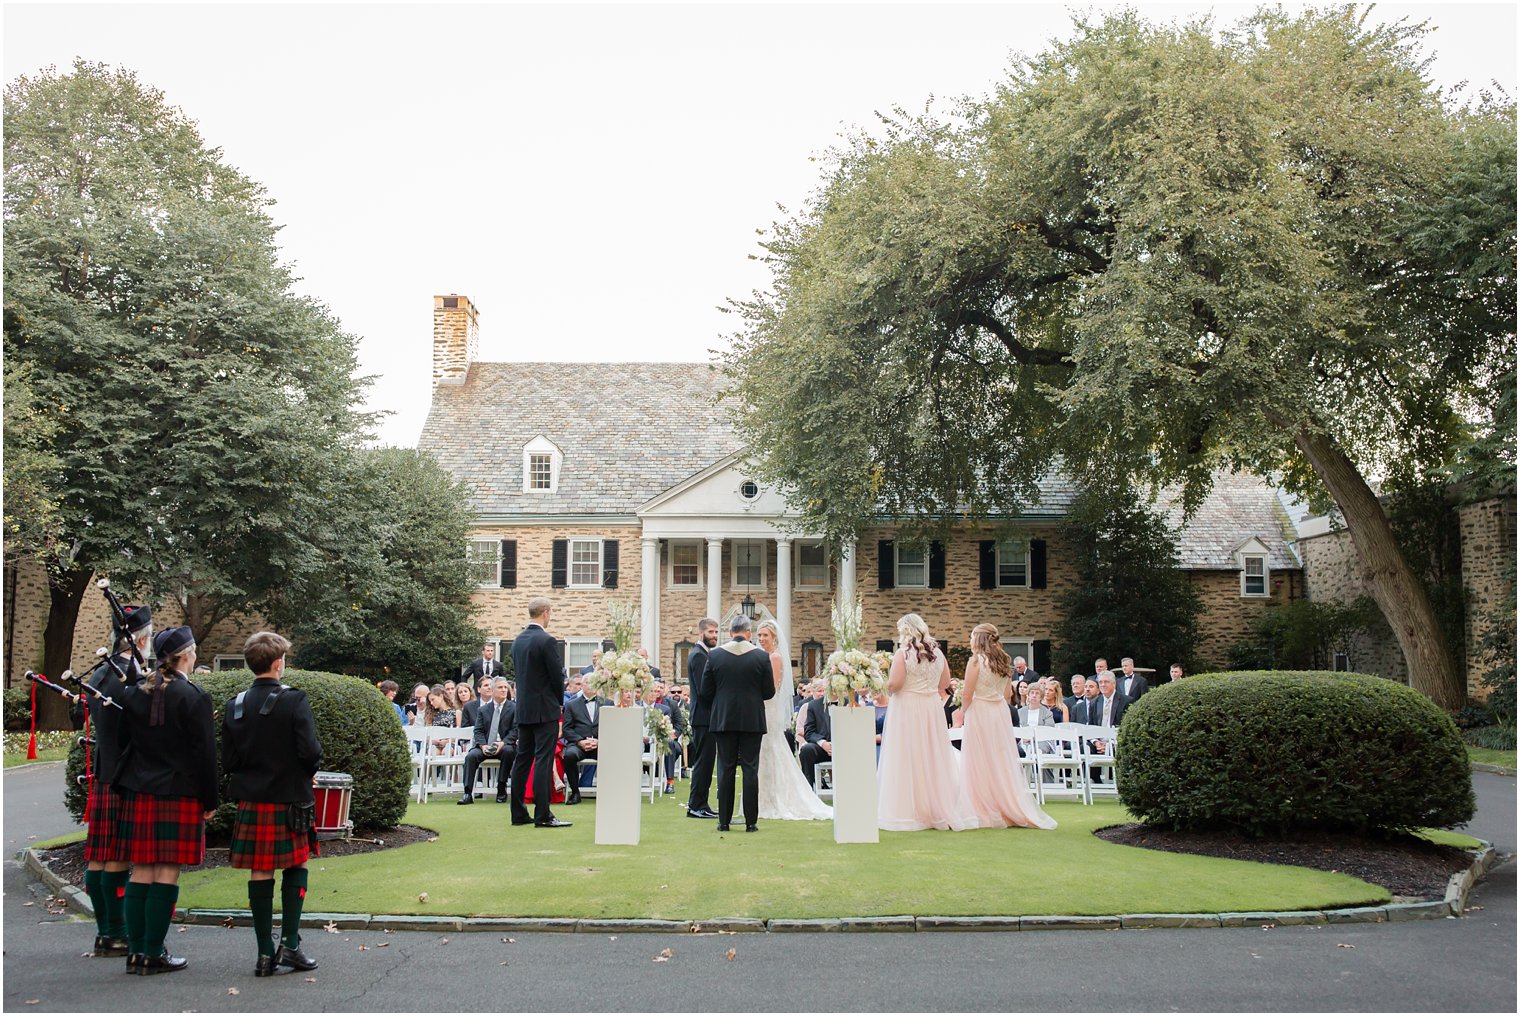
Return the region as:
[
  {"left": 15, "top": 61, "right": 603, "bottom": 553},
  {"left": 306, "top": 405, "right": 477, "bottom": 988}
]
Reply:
[
  {"left": 65, "top": 669, "right": 412, "bottom": 835},
  {"left": 1118, "top": 671, "right": 1475, "bottom": 837},
  {"left": 5, "top": 685, "right": 32, "bottom": 732}
]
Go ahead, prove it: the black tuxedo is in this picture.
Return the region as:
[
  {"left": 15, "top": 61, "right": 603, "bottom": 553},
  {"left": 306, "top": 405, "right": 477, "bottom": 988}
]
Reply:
[
  {"left": 510, "top": 623, "right": 565, "bottom": 824},
  {"left": 685, "top": 641, "right": 718, "bottom": 813},
  {"left": 1069, "top": 699, "right": 1090, "bottom": 725},
  {"left": 220, "top": 677, "right": 323, "bottom": 805},
  {"left": 464, "top": 699, "right": 517, "bottom": 795},
  {"left": 1118, "top": 672, "right": 1150, "bottom": 704},
  {"left": 797, "top": 697, "right": 833, "bottom": 789},
  {"left": 460, "top": 699, "right": 480, "bottom": 729},
  {"left": 561, "top": 694, "right": 611, "bottom": 790},
  {"left": 702, "top": 639, "right": 775, "bottom": 828},
  {"left": 1013, "top": 668, "right": 1040, "bottom": 685},
  {"left": 466, "top": 657, "right": 505, "bottom": 691}
]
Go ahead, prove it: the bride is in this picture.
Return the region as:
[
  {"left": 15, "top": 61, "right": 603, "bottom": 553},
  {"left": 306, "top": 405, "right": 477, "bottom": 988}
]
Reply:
[{"left": 755, "top": 620, "right": 832, "bottom": 821}]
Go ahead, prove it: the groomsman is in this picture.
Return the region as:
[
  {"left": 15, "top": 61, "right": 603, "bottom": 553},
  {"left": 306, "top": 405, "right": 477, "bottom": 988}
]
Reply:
[
  {"left": 464, "top": 642, "right": 505, "bottom": 693},
  {"left": 509, "top": 598, "right": 570, "bottom": 828},
  {"left": 685, "top": 618, "right": 721, "bottom": 820},
  {"left": 1118, "top": 657, "right": 1150, "bottom": 703}
]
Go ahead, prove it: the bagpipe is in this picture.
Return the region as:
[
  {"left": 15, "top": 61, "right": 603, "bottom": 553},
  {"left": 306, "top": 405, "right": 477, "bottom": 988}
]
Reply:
[{"left": 96, "top": 578, "right": 147, "bottom": 672}]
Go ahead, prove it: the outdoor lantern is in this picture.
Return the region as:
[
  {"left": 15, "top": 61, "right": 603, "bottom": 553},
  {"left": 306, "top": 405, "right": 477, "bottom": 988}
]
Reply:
[{"left": 741, "top": 594, "right": 755, "bottom": 619}]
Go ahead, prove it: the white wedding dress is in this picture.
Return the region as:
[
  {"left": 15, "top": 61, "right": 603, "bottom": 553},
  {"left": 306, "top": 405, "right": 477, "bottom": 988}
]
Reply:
[{"left": 758, "top": 644, "right": 833, "bottom": 821}]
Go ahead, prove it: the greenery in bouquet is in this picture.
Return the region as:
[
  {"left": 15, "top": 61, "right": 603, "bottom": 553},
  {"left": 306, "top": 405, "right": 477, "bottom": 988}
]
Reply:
[
  {"left": 824, "top": 598, "right": 885, "bottom": 703},
  {"left": 948, "top": 678, "right": 964, "bottom": 707},
  {"left": 643, "top": 707, "right": 676, "bottom": 753},
  {"left": 585, "top": 601, "right": 655, "bottom": 702},
  {"left": 674, "top": 702, "right": 691, "bottom": 743}
]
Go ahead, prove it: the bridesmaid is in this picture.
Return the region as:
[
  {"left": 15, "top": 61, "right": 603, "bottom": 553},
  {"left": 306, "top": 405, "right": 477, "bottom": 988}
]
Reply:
[
  {"left": 876, "top": 614, "right": 979, "bottom": 832},
  {"left": 960, "top": 623, "right": 1056, "bottom": 830}
]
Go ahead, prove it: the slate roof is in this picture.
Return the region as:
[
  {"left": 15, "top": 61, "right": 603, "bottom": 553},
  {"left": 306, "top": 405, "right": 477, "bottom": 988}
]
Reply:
[
  {"left": 418, "top": 361, "right": 1300, "bottom": 570},
  {"left": 417, "top": 362, "right": 744, "bottom": 516}
]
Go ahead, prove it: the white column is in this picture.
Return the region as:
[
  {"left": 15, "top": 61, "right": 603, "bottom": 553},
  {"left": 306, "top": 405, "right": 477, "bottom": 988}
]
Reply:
[
  {"left": 774, "top": 538, "right": 793, "bottom": 650},
  {"left": 836, "top": 539, "right": 857, "bottom": 611},
  {"left": 640, "top": 537, "right": 659, "bottom": 656},
  {"left": 705, "top": 537, "right": 724, "bottom": 622}
]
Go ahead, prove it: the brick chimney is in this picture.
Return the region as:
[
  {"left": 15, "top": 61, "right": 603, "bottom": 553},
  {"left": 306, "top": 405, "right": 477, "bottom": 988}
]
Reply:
[{"left": 432, "top": 294, "right": 479, "bottom": 387}]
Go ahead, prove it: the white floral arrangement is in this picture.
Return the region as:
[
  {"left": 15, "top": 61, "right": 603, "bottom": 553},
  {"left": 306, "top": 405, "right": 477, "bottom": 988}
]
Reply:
[
  {"left": 948, "top": 678, "right": 964, "bottom": 708},
  {"left": 584, "top": 600, "right": 655, "bottom": 703},
  {"left": 823, "top": 599, "right": 885, "bottom": 705},
  {"left": 643, "top": 707, "right": 676, "bottom": 751}
]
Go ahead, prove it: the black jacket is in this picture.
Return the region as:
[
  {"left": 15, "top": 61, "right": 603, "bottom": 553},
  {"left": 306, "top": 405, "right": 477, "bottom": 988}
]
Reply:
[
  {"left": 701, "top": 641, "right": 775, "bottom": 734},
  {"left": 1118, "top": 672, "right": 1150, "bottom": 704},
  {"left": 221, "top": 678, "right": 323, "bottom": 805},
  {"left": 465, "top": 657, "right": 505, "bottom": 691},
  {"left": 1089, "top": 693, "right": 1127, "bottom": 728},
  {"left": 86, "top": 654, "right": 142, "bottom": 782},
  {"left": 563, "top": 695, "right": 611, "bottom": 743},
  {"left": 473, "top": 699, "right": 518, "bottom": 750},
  {"left": 512, "top": 624, "right": 564, "bottom": 726},
  {"left": 687, "top": 643, "right": 712, "bottom": 726},
  {"left": 460, "top": 699, "right": 480, "bottom": 729},
  {"left": 803, "top": 697, "right": 832, "bottom": 745},
  {"left": 114, "top": 674, "right": 219, "bottom": 811}
]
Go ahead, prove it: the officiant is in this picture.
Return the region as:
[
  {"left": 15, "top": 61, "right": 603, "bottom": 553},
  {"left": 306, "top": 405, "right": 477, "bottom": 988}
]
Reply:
[{"left": 697, "top": 614, "right": 775, "bottom": 832}]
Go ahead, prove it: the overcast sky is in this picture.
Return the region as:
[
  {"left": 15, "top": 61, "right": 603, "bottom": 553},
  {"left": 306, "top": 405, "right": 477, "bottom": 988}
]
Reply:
[{"left": 5, "top": 2, "right": 1515, "bottom": 447}]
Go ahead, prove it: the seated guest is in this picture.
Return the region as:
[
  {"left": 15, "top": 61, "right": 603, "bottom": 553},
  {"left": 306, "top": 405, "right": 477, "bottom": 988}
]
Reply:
[
  {"left": 1041, "top": 680, "right": 1070, "bottom": 723},
  {"left": 412, "top": 685, "right": 457, "bottom": 755},
  {"left": 456, "top": 681, "right": 479, "bottom": 728},
  {"left": 404, "top": 682, "right": 428, "bottom": 722},
  {"left": 643, "top": 683, "right": 682, "bottom": 793},
  {"left": 459, "top": 678, "right": 516, "bottom": 804},
  {"left": 637, "top": 648, "right": 662, "bottom": 683},
  {"left": 1065, "top": 676, "right": 1086, "bottom": 718},
  {"left": 1017, "top": 685, "right": 1054, "bottom": 729},
  {"left": 579, "top": 651, "right": 603, "bottom": 677},
  {"left": 1087, "top": 672, "right": 1126, "bottom": 781},
  {"left": 1118, "top": 657, "right": 1149, "bottom": 704},
  {"left": 1012, "top": 655, "right": 1039, "bottom": 684},
  {"left": 379, "top": 680, "right": 406, "bottom": 725},
  {"left": 1083, "top": 674, "right": 1101, "bottom": 716},
  {"left": 798, "top": 690, "right": 833, "bottom": 791},
  {"left": 562, "top": 684, "right": 611, "bottom": 805},
  {"left": 563, "top": 674, "right": 583, "bottom": 705}
]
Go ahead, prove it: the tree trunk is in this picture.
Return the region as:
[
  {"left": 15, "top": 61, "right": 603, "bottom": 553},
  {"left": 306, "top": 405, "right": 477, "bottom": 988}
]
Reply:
[
  {"left": 40, "top": 564, "right": 92, "bottom": 730},
  {"left": 1290, "top": 425, "right": 1466, "bottom": 709}
]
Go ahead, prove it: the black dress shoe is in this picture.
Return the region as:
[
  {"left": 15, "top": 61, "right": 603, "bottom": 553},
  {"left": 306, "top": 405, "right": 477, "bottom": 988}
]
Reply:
[
  {"left": 495, "top": 792, "right": 508, "bottom": 803},
  {"left": 565, "top": 789, "right": 581, "bottom": 805},
  {"left": 534, "top": 818, "right": 572, "bottom": 828},
  {"left": 254, "top": 954, "right": 278, "bottom": 977},
  {"left": 745, "top": 824, "right": 759, "bottom": 832},
  {"left": 687, "top": 807, "right": 719, "bottom": 820},
  {"left": 276, "top": 943, "right": 319, "bottom": 971},
  {"left": 716, "top": 824, "right": 730, "bottom": 832},
  {"left": 140, "top": 951, "right": 188, "bottom": 974},
  {"left": 125, "top": 953, "right": 144, "bottom": 975},
  {"left": 94, "top": 934, "right": 130, "bottom": 957},
  {"left": 457, "top": 793, "right": 474, "bottom": 805},
  {"left": 511, "top": 816, "right": 533, "bottom": 826}
]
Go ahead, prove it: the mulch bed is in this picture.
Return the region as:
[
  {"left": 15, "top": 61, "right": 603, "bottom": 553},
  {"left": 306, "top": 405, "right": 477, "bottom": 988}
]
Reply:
[
  {"left": 1096, "top": 823, "right": 1474, "bottom": 900},
  {"left": 39, "top": 825, "right": 435, "bottom": 891}
]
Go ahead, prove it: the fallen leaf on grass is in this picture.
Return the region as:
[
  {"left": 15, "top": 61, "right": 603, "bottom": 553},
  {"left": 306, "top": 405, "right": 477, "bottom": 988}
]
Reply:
[
  {"left": 227, "top": 987, "right": 240, "bottom": 996},
  {"left": 660, "top": 948, "right": 674, "bottom": 958},
  {"left": 659, "top": 884, "right": 668, "bottom": 890},
  {"left": 724, "top": 948, "right": 737, "bottom": 961},
  {"left": 500, "top": 937, "right": 515, "bottom": 944},
  {"left": 418, "top": 892, "right": 429, "bottom": 903},
  {"left": 1336, "top": 943, "right": 1355, "bottom": 949},
  {"left": 324, "top": 921, "right": 340, "bottom": 934},
  {"left": 221, "top": 917, "right": 237, "bottom": 928},
  {"left": 653, "top": 955, "right": 669, "bottom": 963},
  {"left": 21, "top": 902, "right": 34, "bottom": 907}
]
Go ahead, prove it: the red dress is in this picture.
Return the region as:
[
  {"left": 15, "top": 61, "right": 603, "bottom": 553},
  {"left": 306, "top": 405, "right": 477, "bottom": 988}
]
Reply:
[{"left": 524, "top": 741, "right": 567, "bottom": 804}]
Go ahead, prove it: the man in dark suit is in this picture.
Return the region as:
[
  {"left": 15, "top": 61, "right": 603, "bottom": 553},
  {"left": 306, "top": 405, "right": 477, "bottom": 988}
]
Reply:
[
  {"left": 459, "top": 678, "right": 515, "bottom": 804},
  {"left": 1118, "top": 657, "right": 1150, "bottom": 704},
  {"left": 684, "top": 618, "right": 721, "bottom": 819},
  {"left": 797, "top": 693, "right": 833, "bottom": 791},
  {"left": 698, "top": 615, "right": 775, "bottom": 832},
  {"left": 561, "top": 684, "right": 611, "bottom": 805},
  {"left": 464, "top": 642, "right": 505, "bottom": 693},
  {"left": 1065, "top": 676, "right": 1087, "bottom": 720},
  {"left": 1088, "top": 671, "right": 1126, "bottom": 782},
  {"left": 509, "top": 598, "right": 570, "bottom": 828},
  {"left": 1012, "top": 656, "right": 1040, "bottom": 685}
]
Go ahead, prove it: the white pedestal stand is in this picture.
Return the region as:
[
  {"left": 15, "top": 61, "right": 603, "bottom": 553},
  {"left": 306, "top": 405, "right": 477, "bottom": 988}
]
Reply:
[
  {"left": 595, "top": 706, "right": 643, "bottom": 845},
  {"left": 830, "top": 703, "right": 879, "bottom": 844}
]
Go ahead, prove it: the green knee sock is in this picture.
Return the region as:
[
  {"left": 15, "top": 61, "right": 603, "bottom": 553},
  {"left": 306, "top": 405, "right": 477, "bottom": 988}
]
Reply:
[
  {"left": 84, "top": 870, "right": 110, "bottom": 936},
  {"left": 123, "top": 882, "right": 149, "bottom": 956},
  {"left": 248, "top": 880, "right": 276, "bottom": 957},
  {"left": 143, "top": 883, "right": 179, "bottom": 957},
  {"left": 279, "top": 868, "right": 308, "bottom": 948},
  {"left": 102, "top": 870, "right": 130, "bottom": 939}
]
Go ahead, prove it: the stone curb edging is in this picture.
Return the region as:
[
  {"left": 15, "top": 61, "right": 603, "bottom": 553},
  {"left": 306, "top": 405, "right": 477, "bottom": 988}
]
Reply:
[
  {"left": 21, "top": 840, "right": 1499, "bottom": 934},
  {"left": 1470, "top": 762, "right": 1517, "bottom": 777}
]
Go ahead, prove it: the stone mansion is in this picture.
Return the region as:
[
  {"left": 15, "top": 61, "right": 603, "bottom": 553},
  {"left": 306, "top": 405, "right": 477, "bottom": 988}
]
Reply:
[{"left": 417, "top": 294, "right": 1306, "bottom": 683}]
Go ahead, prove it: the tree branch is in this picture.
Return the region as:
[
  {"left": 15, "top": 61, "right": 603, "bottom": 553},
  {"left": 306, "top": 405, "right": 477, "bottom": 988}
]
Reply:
[{"left": 954, "top": 308, "right": 1069, "bottom": 366}]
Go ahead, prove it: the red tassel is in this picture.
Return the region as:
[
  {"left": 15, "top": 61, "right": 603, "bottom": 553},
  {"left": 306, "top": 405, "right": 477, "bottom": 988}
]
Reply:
[{"left": 26, "top": 679, "right": 38, "bottom": 760}]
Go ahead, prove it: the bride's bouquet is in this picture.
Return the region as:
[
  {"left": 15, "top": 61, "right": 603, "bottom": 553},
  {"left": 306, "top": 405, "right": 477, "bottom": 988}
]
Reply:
[
  {"left": 823, "top": 599, "right": 886, "bottom": 706},
  {"left": 948, "top": 678, "right": 964, "bottom": 708},
  {"left": 585, "top": 601, "right": 655, "bottom": 704},
  {"left": 643, "top": 707, "right": 676, "bottom": 754}
]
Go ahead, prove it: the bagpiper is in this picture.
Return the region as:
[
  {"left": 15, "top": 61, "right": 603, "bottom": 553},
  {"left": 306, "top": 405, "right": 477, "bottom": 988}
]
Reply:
[
  {"left": 81, "top": 603, "right": 152, "bottom": 957},
  {"left": 114, "top": 625, "right": 217, "bottom": 975},
  {"left": 220, "top": 631, "right": 322, "bottom": 977}
]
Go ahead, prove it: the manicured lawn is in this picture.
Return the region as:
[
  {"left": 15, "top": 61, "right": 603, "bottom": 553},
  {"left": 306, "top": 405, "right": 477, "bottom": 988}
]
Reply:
[
  {"left": 1466, "top": 745, "right": 1516, "bottom": 770},
  {"left": 3, "top": 730, "right": 73, "bottom": 768},
  {"left": 179, "top": 786, "right": 1392, "bottom": 919},
  {"left": 4, "top": 746, "right": 68, "bottom": 768}
]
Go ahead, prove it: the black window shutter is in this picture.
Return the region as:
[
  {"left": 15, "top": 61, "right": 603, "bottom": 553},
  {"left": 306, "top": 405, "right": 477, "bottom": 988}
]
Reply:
[
  {"left": 979, "top": 541, "right": 995, "bottom": 589},
  {"left": 551, "top": 539, "right": 568, "bottom": 588},
  {"left": 554, "top": 639, "right": 567, "bottom": 675},
  {"left": 602, "top": 540, "right": 619, "bottom": 588},
  {"left": 875, "top": 639, "right": 894, "bottom": 652},
  {"left": 1030, "top": 538, "right": 1047, "bottom": 589},
  {"left": 499, "top": 539, "right": 517, "bottom": 588},
  {"left": 929, "top": 541, "right": 946, "bottom": 589},
  {"left": 1033, "top": 639, "right": 1051, "bottom": 676},
  {"left": 878, "top": 539, "right": 895, "bottom": 590}
]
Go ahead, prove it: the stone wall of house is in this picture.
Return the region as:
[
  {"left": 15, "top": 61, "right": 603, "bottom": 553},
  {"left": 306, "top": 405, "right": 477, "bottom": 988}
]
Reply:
[
  {"left": 1458, "top": 493, "right": 1517, "bottom": 699},
  {"left": 1296, "top": 528, "right": 1410, "bottom": 685},
  {"left": 1187, "top": 568, "right": 1301, "bottom": 673},
  {"left": 432, "top": 294, "right": 478, "bottom": 388},
  {"left": 3, "top": 555, "right": 258, "bottom": 687}
]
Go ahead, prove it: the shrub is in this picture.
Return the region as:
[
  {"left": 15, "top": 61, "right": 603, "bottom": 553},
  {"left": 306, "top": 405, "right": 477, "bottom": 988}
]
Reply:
[
  {"left": 1118, "top": 671, "right": 1475, "bottom": 837},
  {"left": 5, "top": 685, "right": 32, "bottom": 732},
  {"left": 63, "top": 668, "right": 412, "bottom": 833},
  {"left": 1464, "top": 725, "right": 1517, "bottom": 751}
]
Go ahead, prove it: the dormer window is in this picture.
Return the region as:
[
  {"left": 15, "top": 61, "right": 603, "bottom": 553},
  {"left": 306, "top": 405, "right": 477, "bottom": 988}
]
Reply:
[
  {"left": 1234, "top": 537, "right": 1272, "bottom": 598},
  {"left": 522, "top": 435, "right": 562, "bottom": 493}
]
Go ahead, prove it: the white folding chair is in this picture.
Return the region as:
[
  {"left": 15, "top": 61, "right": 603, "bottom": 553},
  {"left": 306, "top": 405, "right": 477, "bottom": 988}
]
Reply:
[
  {"left": 1012, "top": 727, "right": 1044, "bottom": 801},
  {"left": 1037, "top": 723, "right": 1089, "bottom": 804},
  {"left": 1079, "top": 724, "right": 1120, "bottom": 799},
  {"left": 814, "top": 761, "right": 834, "bottom": 801},
  {"left": 419, "top": 727, "right": 472, "bottom": 802}
]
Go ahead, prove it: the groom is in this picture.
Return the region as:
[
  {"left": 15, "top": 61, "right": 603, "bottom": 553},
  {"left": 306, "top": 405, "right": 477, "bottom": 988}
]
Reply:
[{"left": 698, "top": 614, "right": 775, "bottom": 832}]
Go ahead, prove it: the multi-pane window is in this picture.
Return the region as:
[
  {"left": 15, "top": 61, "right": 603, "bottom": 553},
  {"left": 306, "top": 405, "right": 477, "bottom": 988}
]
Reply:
[
  {"left": 467, "top": 539, "right": 500, "bottom": 586},
  {"left": 1001, "top": 640, "right": 1033, "bottom": 669},
  {"left": 1242, "top": 555, "right": 1267, "bottom": 596},
  {"left": 997, "top": 540, "right": 1028, "bottom": 587},
  {"left": 796, "top": 541, "right": 829, "bottom": 589},
  {"left": 528, "top": 453, "right": 553, "bottom": 490},
  {"left": 565, "top": 639, "right": 600, "bottom": 673},
  {"left": 670, "top": 541, "right": 701, "bottom": 588},
  {"left": 896, "top": 545, "right": 928, "bottom": 588},
  {"left": 733, "top": 540, "right": 764, "bottom": 587},
  {"left": 570, "top": 539, "right": 602, "bottom": 587}
]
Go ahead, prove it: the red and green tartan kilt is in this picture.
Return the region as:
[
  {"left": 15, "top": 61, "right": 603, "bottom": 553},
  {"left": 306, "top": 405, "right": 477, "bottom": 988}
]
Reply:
[
  {"left": 83, "top": 782, "right": 128, "bottom": 863},
  {"left": 121, "top": 793, "right": 205, "bottom": 866},
  {"left": 228, "top": 801, "right": 319, "bottom": 871}
]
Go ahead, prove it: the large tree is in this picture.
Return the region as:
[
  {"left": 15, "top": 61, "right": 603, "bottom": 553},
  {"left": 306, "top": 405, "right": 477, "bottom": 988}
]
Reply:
[
  {"left": 725, "top": 7, "right": 1515, "bottom": 709},
  {"left": 4, "top": 62, "right": 373, "bottom": 721}
]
